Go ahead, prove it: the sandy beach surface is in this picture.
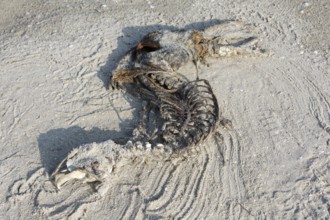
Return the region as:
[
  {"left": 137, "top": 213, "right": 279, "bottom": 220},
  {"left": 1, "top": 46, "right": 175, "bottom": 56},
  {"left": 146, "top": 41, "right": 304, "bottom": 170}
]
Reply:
[{"left": 1, "top": 0, "right": 329, "bottom": 219}]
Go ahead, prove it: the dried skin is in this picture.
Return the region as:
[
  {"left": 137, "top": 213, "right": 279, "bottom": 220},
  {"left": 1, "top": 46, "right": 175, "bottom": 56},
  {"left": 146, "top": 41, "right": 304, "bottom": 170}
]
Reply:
[{"left": 110, "top": 20, "right": 267, "bottom": 90}]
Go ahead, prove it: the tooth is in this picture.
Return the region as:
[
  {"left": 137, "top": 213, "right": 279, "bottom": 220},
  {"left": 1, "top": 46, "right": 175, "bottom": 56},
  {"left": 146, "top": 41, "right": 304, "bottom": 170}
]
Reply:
[
  {"left": 167, "top": 84, "right": 173, "bottom": 89},
  {"left": 159, "top": 77, "right": 165, "bottom": 85}
]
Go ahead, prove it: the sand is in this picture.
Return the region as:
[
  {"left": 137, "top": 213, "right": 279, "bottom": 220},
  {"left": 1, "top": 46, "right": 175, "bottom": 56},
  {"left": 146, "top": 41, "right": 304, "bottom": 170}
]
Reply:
[{"left": 1, "top": 0, "right": 329, "bottom": 219}]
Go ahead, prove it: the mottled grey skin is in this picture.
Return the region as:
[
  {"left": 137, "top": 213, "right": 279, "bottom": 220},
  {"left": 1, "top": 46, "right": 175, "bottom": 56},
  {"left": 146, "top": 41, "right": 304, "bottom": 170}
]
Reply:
[{"left": 111, "top": 21, "right": 266, "bottom": 88}]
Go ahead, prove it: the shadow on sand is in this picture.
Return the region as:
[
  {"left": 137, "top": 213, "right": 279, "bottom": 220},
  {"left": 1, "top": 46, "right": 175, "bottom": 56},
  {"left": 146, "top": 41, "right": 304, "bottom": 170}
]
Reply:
[{"left": 37, "top": 126, "right": 129, "bottom": 174}]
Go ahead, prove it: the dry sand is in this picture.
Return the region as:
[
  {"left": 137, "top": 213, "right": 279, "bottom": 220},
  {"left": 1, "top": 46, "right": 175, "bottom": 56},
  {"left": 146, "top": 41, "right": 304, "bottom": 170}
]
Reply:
[{"left": 1, "top": 0, "right": 329, "bottom": 219}]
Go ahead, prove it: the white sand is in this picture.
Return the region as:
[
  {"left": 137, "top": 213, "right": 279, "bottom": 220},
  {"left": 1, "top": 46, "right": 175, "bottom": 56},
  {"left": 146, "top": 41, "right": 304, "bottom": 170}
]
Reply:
[{"left": 1, "top": 0, "right": 329, "bottom": 219}]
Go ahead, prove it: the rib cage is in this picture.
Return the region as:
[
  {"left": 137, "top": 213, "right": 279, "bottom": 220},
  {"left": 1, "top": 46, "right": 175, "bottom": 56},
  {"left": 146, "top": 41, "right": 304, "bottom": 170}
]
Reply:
[
  {"left": 160, "top": 79, "right": 220, "bottom": 150},
  {"left": 123, "top": 70, "right": 220, "bottom": 150}
]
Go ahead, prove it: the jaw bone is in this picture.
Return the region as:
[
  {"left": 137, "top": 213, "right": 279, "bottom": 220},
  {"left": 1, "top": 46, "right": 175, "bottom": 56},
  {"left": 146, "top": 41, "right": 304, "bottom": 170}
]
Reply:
[
  {"left": 51, "top": 140, "right": 173, "bottom": 190},
  {"left": 51, "top": 141, "right": 116, "bottom": 189}
]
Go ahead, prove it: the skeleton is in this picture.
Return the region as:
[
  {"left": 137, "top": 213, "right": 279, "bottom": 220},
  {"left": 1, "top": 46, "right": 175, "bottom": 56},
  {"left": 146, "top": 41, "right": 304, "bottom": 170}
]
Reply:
[{"left": 51, "top": 21, "right": 267, "bottom": 190}]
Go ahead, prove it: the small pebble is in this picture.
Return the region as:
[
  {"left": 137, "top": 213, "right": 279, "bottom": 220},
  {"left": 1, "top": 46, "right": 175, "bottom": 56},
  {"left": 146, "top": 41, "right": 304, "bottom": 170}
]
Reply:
[{"left": 303, "top": 2, "right": 311, "bottom": 7}]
